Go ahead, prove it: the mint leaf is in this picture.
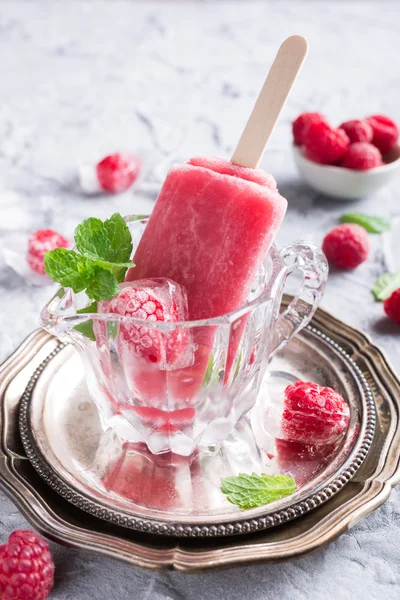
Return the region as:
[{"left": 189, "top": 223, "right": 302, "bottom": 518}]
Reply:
[
  {"left": 340, "top": 213, "right": 390, "bottom": 234},
  {"left": 372, "top": 272, "right": 400, "bottom": 300},
  {"left": 104, "top": 213, "right": 133, "bottom": 263},
  {"left": 44, "top": 249, "right": 92, "bottom": 293},
  {"left": 74, "top": 217, "right": 110, "bottom": 260},
  {"left": 221, "top": 473, "right": 296, "bottom": 509},
  {"left": 86, "top": 268, "right": 120, "bottom": 301},
  {"left": 73, "top": 320, "right": 96, "bottom": 341}
]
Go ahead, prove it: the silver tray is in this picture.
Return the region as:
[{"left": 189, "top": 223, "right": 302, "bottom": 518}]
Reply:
[
  {"left": 18, "top": 326, "right": 375, "bottom": 538},
  {"left": 1, "top": 301, "right": 399, "bottom": 570}
]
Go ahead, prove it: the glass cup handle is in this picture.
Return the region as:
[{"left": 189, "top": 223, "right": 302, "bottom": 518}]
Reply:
[{"left": 271, "top": 241, "right": 329, "bottom": 355}]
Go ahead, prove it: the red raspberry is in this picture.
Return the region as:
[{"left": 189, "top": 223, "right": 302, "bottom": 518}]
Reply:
[
  {"left": 27, "top": 229, "right": 68, "bottom": 274},
  {"left": 304, "top": 122, "right": 350, "bottom": 164},
  {"left": 367, "top": 114, "right": 399, "bottom": 154},
  {"left": 96, "top": 152, "right": 141, "bottom": 193},
  {"left": 322, "top": 223, "right": 369, "bottom": 269},
  {"left": 0, "top": 530, "right": 54, "bottom": 600},
  {"left": 105, "top": 279, "right": 188, "bottom": 366},
  {"left": 340, "top": 142, "right": 383, "bottom": 170},
  {"left": 292, "top": 112, "right": 328, "bottom": 146},
  {"left": 384, "top": 289, "right": 400, "bottom": 324},
  {"left": 339, "top": 119, "right": 373, "bottom": 143},
  {"left": 282, "top": 381, "right": 350, "bottom": 445}
]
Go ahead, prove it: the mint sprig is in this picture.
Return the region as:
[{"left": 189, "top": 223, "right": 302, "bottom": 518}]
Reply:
[
  {"left": 221, "top": 473, "right": 296, "bottom": 509},
  {"left": 340, "top": 213, "right": 390, "bottom": 234},
  {"left": 44, "top": 213, "right": 135, "bottom": 302},
  {"left": 372, "top": 272, "right": 400, "bottom": 301}
]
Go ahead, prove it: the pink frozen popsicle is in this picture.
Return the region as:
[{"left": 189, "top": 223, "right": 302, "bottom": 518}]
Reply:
[{"left": 127, "top": 157, "right": 287, "bottom": 320}]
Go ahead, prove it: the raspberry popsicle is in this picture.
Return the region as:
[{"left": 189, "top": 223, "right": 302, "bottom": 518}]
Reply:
[{"left": 127, "top": 157, "right": 287, "bottom": 320}]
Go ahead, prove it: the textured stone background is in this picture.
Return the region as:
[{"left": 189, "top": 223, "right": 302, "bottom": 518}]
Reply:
[{"left": 0, "top": 1, "right": 399, "bottom": 598}]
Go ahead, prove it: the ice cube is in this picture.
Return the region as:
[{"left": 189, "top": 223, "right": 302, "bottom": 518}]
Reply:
[{"left": 78, "top": 163, "right": 102, "bottom": 194}]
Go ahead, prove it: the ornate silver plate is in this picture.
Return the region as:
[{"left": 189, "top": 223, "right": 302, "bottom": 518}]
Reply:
[
  {"left": 18, "top": 323, "right": 374, "bottom": 538},
  {"left": 0, "top": 302, "right": 399, "bottom": 570}
]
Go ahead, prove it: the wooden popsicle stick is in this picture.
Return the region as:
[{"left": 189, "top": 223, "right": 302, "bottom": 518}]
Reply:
[{"left": 231, "top": 35, "right": 308, "bottom": 169}]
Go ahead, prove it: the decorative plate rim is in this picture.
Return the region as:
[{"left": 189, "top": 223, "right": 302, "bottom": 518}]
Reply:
[{"left": 18, "top": 326, "right": 376, "bottom": 538}]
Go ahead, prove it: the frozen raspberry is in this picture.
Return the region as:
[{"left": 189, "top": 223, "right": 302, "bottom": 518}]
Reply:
[
  {"left": 340, "top": 142, "right": 383, "bottom": 170},
  {"left": 0, "top": 530, "right": 54, "bottom": 600},
  {"left": 292, "top": 112, "right": 328, "bottom": 146},
  {"left": 322, "top": 223, "right": 369, "bottom": 269},
  {"left": 339, "top": 119, "right": 373, "bottom": 143},
  {"left": 105, "top": 279, "right": 188, "bottom": 366},
  {"left": 304, "top": 122, "right": 350, "bottom": 164},
  {"left": 282, "top": 381, "right": 350, "bottom": 445},
  {"left": 384, "top": 289, "right": 400, "bottom": 324},
  {"left": 27, "top": 229, "right": 68, "bottom": 274},
  {"left": 367, "top": 115, "right": 399, "bottom": 154},
  {"left": 96, "top": 152, "right": 141, "bottom": 193}
]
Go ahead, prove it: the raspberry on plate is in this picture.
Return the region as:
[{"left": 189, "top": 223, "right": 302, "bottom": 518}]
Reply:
[
  {"left": 384, "top": 289, "right": 400, "bottom": 324},
  {"left": 0, "top": 530, "right": 54, "bottom": 600},
  {"left": 281, "top": 380, "right": 350, "bottom": 445},
  {"left": 27, "top": 229, "right": 69, "bottom": 275},
  {"left": 304, "top": 122, "right": 350, "bottom": 164},
  {"left": 340, "top": 142, "right": 383, "bottom": 170},
  {"left": 367, "top": 115, "right": 399, "bottom": 154},
  {"left": 96, "top": 152, "right": 141, "bottom": 193},
  {"left": 339, "top": 119, "right": 373, "bottom": 144},
  {"left": 292, "top": 112, "right": 328, "bottom": 146},
  {"left": 101, "top": 278, "right": 190, "bottom": 368},
  {"left": 322, "top": 223, "right": 369, "bottom": 269}
]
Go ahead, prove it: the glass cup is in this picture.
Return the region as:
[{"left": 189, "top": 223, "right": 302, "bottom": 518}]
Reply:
[{"left": 41, "top": 216, "right": 328, "bottom": 456}]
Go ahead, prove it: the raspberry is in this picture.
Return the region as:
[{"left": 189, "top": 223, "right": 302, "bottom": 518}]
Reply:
[
  {"left": 384, "top": 289, "right": 400, "bottom": 324},
  {"left": 340, "top": 142, "right": 383, "bottom": 170},
  {"left": 322, "top": 223, "right": 369, "bottom": 269},
  {"left": 0, "top": 530, "right": 54, "bottom": 600},
  {"left": 104, "top": 279, "right": 188, "bottom": 366},
  {"left": 292, "top": 112, "right": 328, "bottom": 146},
  {"left": 96, "top": 152, "right": 141, "bottom": 193},
  {"left": 282, "top": 381, "right": 350, "bottom": 445},
  {"left": 304, "top": 122, "right": 350, "bottom": 164},
  {"left": 339, "top": 119, "right": 373, "bottom": 143},
  {"left": 27, "top": 229, "right": 68, "bottom": 274},
  {"left": 367, "top": 114, "right": 399, "bottom": 154}
]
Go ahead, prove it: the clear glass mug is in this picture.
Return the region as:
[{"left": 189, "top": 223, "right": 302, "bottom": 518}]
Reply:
[{"left": 41, "top": 216, "right": 328, "bottom": 456}]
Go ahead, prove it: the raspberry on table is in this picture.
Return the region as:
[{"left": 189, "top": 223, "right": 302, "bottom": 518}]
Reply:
[
  {"left": 339, "top": 119, "right": 373, "bottom": 144},
  {"left": 384, "top": 289, "right": 400, "bottom": 324},
  {"left": 96, "top": 152, "right": 141, "bottom": 193},
  {"left": 322, "top": 223, "right": 369, "bottom": 269},
  {"left": 0, "top": 530, "right": 55, "bottom": 600},
  {"left": 27, "top": 229, "right": 69, "bottom": 274},
  {"left": 303, "top": 122, "right": 350, "bottom": 164},
  {"left": 281, "top": 381, "right": 350, "bottom": 445},
  {"left": 367, "top": 115, "right": 399, "bottom": 154},
  {"left": 292, "top": 112, "right": 328, "bottom": 146},
  {"left": 340, "top": 142, "right": 383, "bottom": 170}
]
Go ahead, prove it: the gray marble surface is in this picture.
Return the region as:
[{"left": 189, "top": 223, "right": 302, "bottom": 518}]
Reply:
[{"left": 0, "top": 1, "right": 400, "bottom": 598}]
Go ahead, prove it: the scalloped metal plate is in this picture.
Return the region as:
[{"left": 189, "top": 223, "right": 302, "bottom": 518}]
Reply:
[{"left": 0, "top": 301, "right": 399, "bottom": 570}]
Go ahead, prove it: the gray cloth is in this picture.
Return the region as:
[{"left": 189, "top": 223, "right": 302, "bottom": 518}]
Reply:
[{"left": 0, "top": 1, "right": 399, "bottom": 598}]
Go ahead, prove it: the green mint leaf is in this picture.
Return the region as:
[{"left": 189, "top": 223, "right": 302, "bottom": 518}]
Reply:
[
  {"left": 221, "top": 473, "right": 296, "bottom": 509},
  {"left": 340, "top": 213, "right": 390, "bottom": 234},
  {"left": 85, "top": 267, "right": 120, "bottom": 301},
  {"left": 372, "top": 272, "right": 400, "bottom": 300},
  {"left": 74, "top": 217, "right": 110, "bottom": 260},
  {"left": 104, "top": 213, "right": 134, "bottom": 263},
  {"left": 73, "top": 320, "right": 95, "bottom": 341},
  {"left": 72, "top": 302, "right": 98, "bottom": 341},
  {"left": 44, "top": 249, "right": 92, "bottom": 293},
  {"left": 94, "top": 259, "right": 135, "bottom": 271}
]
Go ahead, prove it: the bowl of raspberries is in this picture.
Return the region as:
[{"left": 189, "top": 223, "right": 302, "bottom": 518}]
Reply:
[{"left": 292, "top": 113, "right": 400, "bottom": 199}]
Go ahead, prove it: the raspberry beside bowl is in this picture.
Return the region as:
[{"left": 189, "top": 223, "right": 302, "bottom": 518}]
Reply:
[{"left": 293, "top": 144, "right": 400, "bottom": 200}]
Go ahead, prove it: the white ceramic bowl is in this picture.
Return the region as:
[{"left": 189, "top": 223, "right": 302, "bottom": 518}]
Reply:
[{"left": 293, "top": 144, "right": 400, "bottom": 200}]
